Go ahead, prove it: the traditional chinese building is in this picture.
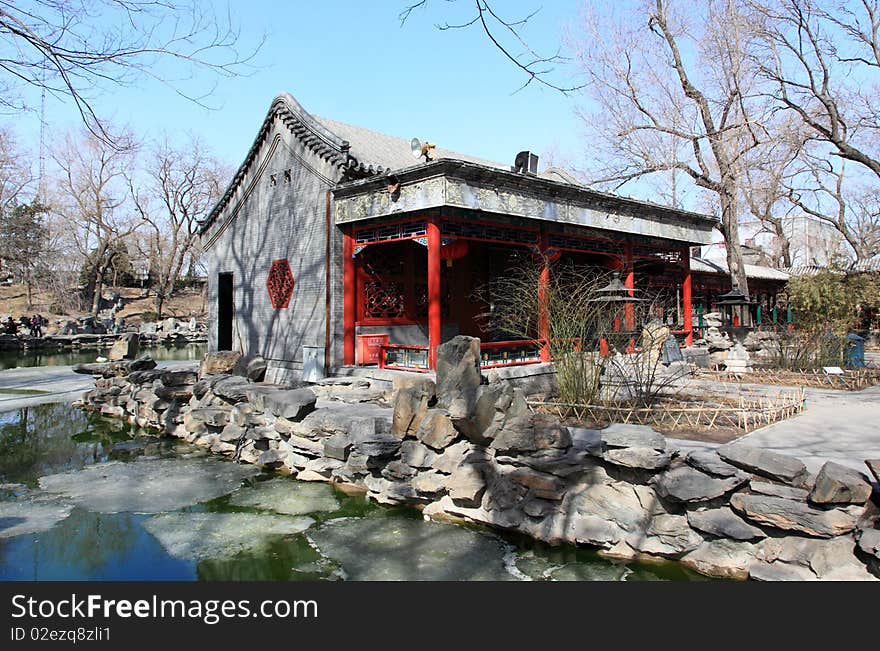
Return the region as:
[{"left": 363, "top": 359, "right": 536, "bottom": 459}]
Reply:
[{"left": 200, "top": 93, "right": 726, "bottom": 381}]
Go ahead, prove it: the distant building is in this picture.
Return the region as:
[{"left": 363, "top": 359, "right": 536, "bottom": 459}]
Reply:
[{"left": 699, "top": 214, "right": 846, "bottom": 270}]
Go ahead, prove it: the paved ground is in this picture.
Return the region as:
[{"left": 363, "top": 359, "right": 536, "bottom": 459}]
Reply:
[
  {"left": 0, "top": 361, "right": 196, "bottom": 411},
  {"left": 671, "top": 383, "right": 880, "bottom": 475}
]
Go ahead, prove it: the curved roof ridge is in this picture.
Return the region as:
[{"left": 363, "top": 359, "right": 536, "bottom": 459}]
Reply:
[{"left": 200, "top": 92, "right": 355, "bottom": 234}]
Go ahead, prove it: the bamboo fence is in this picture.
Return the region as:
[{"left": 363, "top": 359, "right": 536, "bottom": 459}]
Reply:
[{"left": 529, "top": 387, "right": 806, "bottom": 433}]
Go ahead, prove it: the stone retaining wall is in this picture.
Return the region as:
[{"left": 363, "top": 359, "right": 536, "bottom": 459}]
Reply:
[{"left": 77, "top": 340, "right": 880, "bottom": 581}]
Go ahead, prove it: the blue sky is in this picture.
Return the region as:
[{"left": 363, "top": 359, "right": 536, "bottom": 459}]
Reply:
[{"left": 14, "top": 1, "right": 586, "bottom": 174}]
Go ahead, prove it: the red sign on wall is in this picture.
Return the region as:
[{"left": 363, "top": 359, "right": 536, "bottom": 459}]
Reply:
[{"left": 266, "top": 259, "right": 295, "bottom": 308}]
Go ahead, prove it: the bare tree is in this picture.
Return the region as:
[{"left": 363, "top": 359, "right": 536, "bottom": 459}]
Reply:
[
  {"left": 51, "top": 128, "right": 141, "bottom": 315},
  {"left": 0, "top": 128, "right": 33, "bottom": 213},
  {"left": 399, "top": 0, "right": 582, "bottom": 93},
  {"left": 786, "top": 155, "right": 880, "bottom": 261},
  {"left": 0, "top": 1, "right": 263, "bottom": 140},
  {"left": 570, "top": 0, "right": 768, "bottom": 296},
  {"left": 131, "top": 136, "right": 225, "bottom": 318},
  {"left": 752, "top": 0, "right": 880, "bottom": 180},
  {"left": 739, "top": 119, "right": 807, "bottom": 268}
]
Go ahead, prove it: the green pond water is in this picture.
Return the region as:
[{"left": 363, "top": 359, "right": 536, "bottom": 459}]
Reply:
[
  {"left": 0, "top": 402, "right": 705, "bottom": 582},
  {"left": 0, "top": 343, "right": 207, "bottom": 371}
]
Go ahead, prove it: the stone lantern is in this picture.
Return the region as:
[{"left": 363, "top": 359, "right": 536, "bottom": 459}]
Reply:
[
  {"left": 716, "top": 284, "right": 754, "bottom": 329},
  {"left": 589, "top": 272, "right": 646, "bottom": 355}
]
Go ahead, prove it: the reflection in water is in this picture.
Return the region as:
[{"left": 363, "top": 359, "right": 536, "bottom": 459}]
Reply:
[
  {"left": 0, "top": 508, "right": 194, "bottom": 580},
  {"left": 0, "top": 403, "right": 703, "bottom": 582},
  {"left": 0, "top": 343, "right": 207, "bottom": 371},
  {"left": 0, "top": 404, "right": 127, "bottom": 487}
]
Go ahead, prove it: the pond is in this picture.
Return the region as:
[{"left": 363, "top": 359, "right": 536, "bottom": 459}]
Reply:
[
  {"left": 0, "top": 403, "right": 705, "bottom": 582},
  {"left": 0, "top": 343, "right": 207, "bottom": 371}
]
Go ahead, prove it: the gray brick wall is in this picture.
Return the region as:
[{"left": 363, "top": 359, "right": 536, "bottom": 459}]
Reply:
[{"left": 202, "top": 125, "right": 345, "bottom": 372}]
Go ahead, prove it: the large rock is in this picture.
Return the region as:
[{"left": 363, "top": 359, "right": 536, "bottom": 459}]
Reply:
[
  {"left": 73, "top": 362, "right": 113, "bottom": 376},
  {"left": 651, "top": 466, "right": 747, "bottom": 503},
  {"left": 200, "top": 351, "right": 243, "bottom": 377},
  {"left": 681, "top": 539, "right": 756, "bottom": 580},
  {"left": 128, "top": 356, "right": 157, "bottom": 372},
  {"left": 108, "top": 333, "right": 139, "bottom": 361},
  {"left": 323, "top": 434, "right": 351, "bottom": 461},
  {"left": 730, "top": 493, "right": 858, "bottom": 538},
  {"left": 411, "top": 470, "right": 448, "bottom": 496},
  {"left": 127, "top": 370, "right": 163, "bottom": 385},
  {"left": 600, "top": 423, "right": 666, "bottom": 451},
  {"left": 564, "top": 480, "right": 652, "bottom": 534},
  {"left": 161, "top": 369, "right": 199, "bottom": 387},
  {"left": 185, "top": 407, "right": 230, "bottom": 428},
  {"left": 414, "top": 409, "right": 459, "bottom": 450},
  {"left": 626, "top": 514, "right": 703, "bottom": 557},
  {"left": 684, "top": 450, "right": 743, "bottom": 478},
  {"left": 597, "top": 423, "right": 670, "bottom": 471},
  {"left": 809, "top": 461, "right": 872, "bottom": 505},
  {"left": 717, "top": 444, "right": 808, "bottom": 487},
  {"left": 446, "top": 463, "right": 487, "bottom": 506},
  {"left": 508, "top": 467, "right": 566, "bottom": 501},
  {"left": 750, "top": 481, "right": 809, "bottom": 501},
  {"left": 865, "top": 459, "right": 880, "bottom": 484},
  {"left": 432, "top": 440, "right": 475, "bottom": 474},
  {"left": 602, "top": 447, "right": 671, "bottom": 471},
  {"left": 434, "top": 336, "right": 482, "bottom": 418},
  {"left": 210, "top": 375, "right": 252, "bottom": 403},
  {"left": 262, "top": 388, "right": 317, "bottom": 421},
  {"left": 453, "top": 382, "right": 528, "bottom": 445},
  {"left": 856, "top": 527, "right": 880, "bottom": 560},
  {"left": 752, "top": 536, "right": 878, "bottom": 581},
  {"left": 399, "top": 440, "right": 438, "bottom": 469},
  {"left": 154, "top": 384, "right": 194, "bottom": 401},
  {"left": 233, "top": 355, "right": 267, "bottom": 382},
  {"left": 489, "top": 414, "right": 570, "bottom": 455},
  {"left": 686, "top": 507, "right": 766, "bottom": 541},
  {"left": 244, "top": 385, "right": 287, "bottom": 411},
  {"left": 391, "top": 386, "right": 431, "bottom": 439}
]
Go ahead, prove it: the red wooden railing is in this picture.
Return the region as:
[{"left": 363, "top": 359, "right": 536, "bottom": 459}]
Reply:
[{"left": 378, "top": 338, "right": 582, "bottom": 372}]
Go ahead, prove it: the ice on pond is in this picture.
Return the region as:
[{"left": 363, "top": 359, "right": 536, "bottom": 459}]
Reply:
[
  {"left": 38, "top": 458, "right": 260, "bottom": 513},
  {"left": 307, "top": 517, "right": 521, "bottom": 581},
  {"left": 228, "top": 478, "right": 340, "bottom": 516},
  {"left": 143, "top": 512, "right": 314, "bottom": 561},
  {"left": 0, "top": 498, "right": 74, "bottom": 539},
  {"left": 513, "top": 549, "right": 631, "bottom": 581},
  {"left": 548, "top": 562, "right": 631, "bottom": 581}
]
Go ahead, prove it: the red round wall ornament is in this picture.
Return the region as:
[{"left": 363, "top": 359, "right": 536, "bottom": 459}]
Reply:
[{"left": 266, "top": 259, "right": 295, "bottom": 308}]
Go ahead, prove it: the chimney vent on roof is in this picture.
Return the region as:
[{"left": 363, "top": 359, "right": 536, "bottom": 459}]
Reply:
[{"left": 512, "top": 151, "right": 538, "bottom": 175}]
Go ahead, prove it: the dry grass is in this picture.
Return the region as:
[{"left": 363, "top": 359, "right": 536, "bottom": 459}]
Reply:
[{"left": 0, "top": 283, "right": 207, "bottom": 324}]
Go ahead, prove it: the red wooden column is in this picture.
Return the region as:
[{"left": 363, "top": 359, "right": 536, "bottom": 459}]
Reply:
[
  {"left": 682, "top": 248, "right": 693, "bottom": 346},
  {"left": 538, "top": 231, "right": 551, "bottom": 362},
  {"left": 624, "top": 242, "right": 635, "bottom": 332},
  {"left": 342, "top": 227, "right": 356, "bottom": 366},
  {"left": 427, "top": 218, "right": 442, "bottom": 369}
]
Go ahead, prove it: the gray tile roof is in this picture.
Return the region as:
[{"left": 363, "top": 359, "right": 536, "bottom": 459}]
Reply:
[
  {"left": 691, "top": 257, "right": 790, "bottom": 281},
  {"left": 315, "top": 115, "right": 508, "bottom": 174}
]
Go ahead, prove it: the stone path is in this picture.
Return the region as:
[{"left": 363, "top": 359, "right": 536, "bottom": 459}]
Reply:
[
  {"left": 671, "top": 383, "right": 880, "bottom": 475},
  {"left": 0, "top": 361, "right": 196, "bottom": 411}
]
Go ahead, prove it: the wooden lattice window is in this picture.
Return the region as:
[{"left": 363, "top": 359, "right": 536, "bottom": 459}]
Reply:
[
  {"left": 356, "top": 241, "right": 427, "bottom": 323},
  {"left": 363, "top": 281, "right": 405, "bottom": 319}
]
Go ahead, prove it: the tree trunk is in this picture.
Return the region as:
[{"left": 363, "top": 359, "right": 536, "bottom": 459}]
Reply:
[
  {"left": 25, "top": 267, "right": 32, "bottom": 311},
  {"left": 720, "top": 189, "right": 750, "bottom": 298},
  {"left": 155, "top": 291, "right": 165, "bottom": 320},
  {"left": 775, "top": 223, "right": 792, "bottom": 269},
  {"left": 91, "top": 269, "right": 104, "bottom": 316}
]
